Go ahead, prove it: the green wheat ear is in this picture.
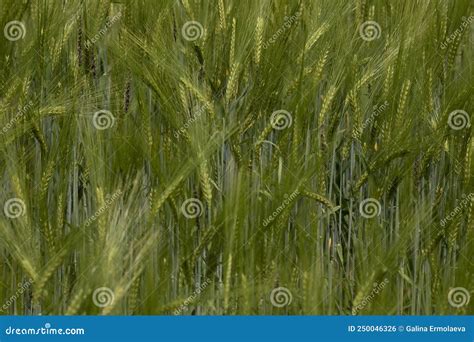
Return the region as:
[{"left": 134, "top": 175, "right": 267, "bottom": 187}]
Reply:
[{"left": 0, "top": 0, "right": 472, "bottom": 315}]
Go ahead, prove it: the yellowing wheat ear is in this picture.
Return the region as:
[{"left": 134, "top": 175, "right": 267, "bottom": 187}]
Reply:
[
  {"left": 199, "top": 160, "right": 213, "bottom": 206},
  {"left": 218, "top": 0, "right": 226, "bottom": 31},
  {"left": 254, "top": 17, "right": 264, "bottom": 65}
]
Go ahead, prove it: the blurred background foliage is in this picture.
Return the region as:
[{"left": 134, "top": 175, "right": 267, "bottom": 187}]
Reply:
[{"left": 0, "top": 0, "right": 473, "bottom": 315}]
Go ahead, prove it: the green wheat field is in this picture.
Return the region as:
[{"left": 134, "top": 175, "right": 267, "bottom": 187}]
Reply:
[{"left": 0, "top": 0, "right": 473, "bottom": 315}]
